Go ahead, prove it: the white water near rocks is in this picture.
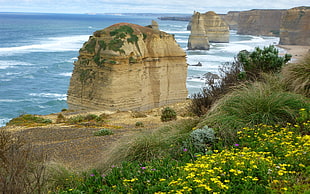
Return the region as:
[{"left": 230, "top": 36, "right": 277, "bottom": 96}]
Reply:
[{"left": 0, "top": 13, "right": 281, "bottom": 126}]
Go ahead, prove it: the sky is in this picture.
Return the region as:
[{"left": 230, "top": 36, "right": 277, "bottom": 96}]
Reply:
[{"left": 0, "top": 0, "right": 308, "bottom": 14}]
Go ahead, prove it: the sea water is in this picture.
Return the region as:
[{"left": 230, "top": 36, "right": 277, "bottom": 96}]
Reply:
[{"left": 0, "top": 13, "right": 280, "bottom": 126}]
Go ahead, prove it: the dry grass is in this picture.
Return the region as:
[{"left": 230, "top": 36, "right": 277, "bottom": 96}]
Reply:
[{"left": 282, "top": 53, "right": 310, "bottom": 97}]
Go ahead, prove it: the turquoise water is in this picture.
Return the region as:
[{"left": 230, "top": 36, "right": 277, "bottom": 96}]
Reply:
[{"left": 0, "top": 13, "right": 280, "bottom": 126}]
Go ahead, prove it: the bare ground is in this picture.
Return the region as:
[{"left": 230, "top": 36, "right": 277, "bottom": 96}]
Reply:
[{"left": 1, "top": 100, "right": 191, "bottom": 170}]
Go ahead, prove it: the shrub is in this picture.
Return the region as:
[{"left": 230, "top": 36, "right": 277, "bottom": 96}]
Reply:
[
  {"left": 282, "top": 53, "right": 310, "bottom": 97},
  {"left": 201, "top": 79, "right": 309, "bottom": 145},
  {"left": 189, "top": 46, "right": 292, "bottom": 116},
  {"left": 238, "top": 45, "right": 291, "bottom": 79},
  {"left": 93, "top": 128, "right": 113, "bottom": 136},
  {"left": 135, "top": 121, "right": 144, "bottom": 127},
  {"left": 189, "top": 57, "right": 244, "bottom": 116},
  {"left": 7, "top": 114, "right": 52, "bottom": 126},
  {"left": 161, "top": 107, "right": 177, "bottom": 122},
  {"left": 189, "top": 126, "right": 216, "bottom": 153}
]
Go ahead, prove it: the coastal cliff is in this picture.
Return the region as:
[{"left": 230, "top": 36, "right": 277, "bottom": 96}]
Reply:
[
  {"left": 237, "top": 9, "right": 285, "bottom": 36},
  {"left": 67, "top": 22, "right": 188, "bottom": 111},
  {"left": 222, "top": 11, "right": 240, "bottom": 30},
  {"left": 280, "top": 6, "right": 310, "bottom": 46},
  {"left": 188, "top": 11, "right": 229, "bottom": 50}
]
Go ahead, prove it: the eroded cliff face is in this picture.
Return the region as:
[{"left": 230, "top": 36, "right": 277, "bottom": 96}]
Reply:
[
  {"left": 187, "top": 12, "right": 210, "bottom": 50},
  {"left": 237, "top": 9, "right": 285, "bottom": 36},
  {"left": 67, "top": 22, "right": 188, "bottom": 111},
  {"left": 222, "top": 11, "right": 240, "bottom": 30},
  {"left": 188, "top": 11, "right": 229, "bottom": 50},
  {"left": 280, "top": 6, "right": 310, "bottom": 45}
]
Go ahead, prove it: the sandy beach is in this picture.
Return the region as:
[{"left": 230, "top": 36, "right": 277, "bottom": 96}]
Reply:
[{"left": 277, "top": 45, "right": 310, "bottom": 62}]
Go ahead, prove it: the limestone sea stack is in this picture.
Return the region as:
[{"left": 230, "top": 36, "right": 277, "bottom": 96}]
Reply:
[
  {"left": 187, "top": 11, "right": 210, "bottom": 50},
  {"left": 67, "top": 22, "right": 188, "bottom": 111},
  {"left": 188, "top": 11, "right": 229, "bottom": 50},
  {"left": 280, "top": 6, "right": 310, "bottom": 45}
]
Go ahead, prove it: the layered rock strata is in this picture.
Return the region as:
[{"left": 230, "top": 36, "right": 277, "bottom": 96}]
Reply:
[
  {"left": 187, "top": 11, "right": 210, "bottom": 50},
  {"left": 237, "top": 9, "right": 285, "bottom": 36},
  {"left": 67, "top": 22, "right": 188, "bottom": 111},
  {"left": 280, "top": 6, "right": 310, "bottom": 45},
  {"left": 188, "top": 11, "right": 229, "bottom": 50}
]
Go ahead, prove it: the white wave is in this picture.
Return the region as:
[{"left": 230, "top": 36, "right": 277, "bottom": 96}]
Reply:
[
  {"left": 29, "top": 93, "right": 67, "bottom": 100},
  {"left": 165, "top": 30, "right": 190, "bottom": 34},
  {"left": 0, "top": 35, "right": 89, "bottom": 56},
  {"left": 0, "top": 99, "right": 24, "bottom": 102},
  {"left": 0, "top": 118, "right": 10, "bottom": 127},
  {"left": 0, "top": 60, "right": 34, "bottom": 69},
  {"left": 59, "top": 72, "right": 72, "bottom": 77}
]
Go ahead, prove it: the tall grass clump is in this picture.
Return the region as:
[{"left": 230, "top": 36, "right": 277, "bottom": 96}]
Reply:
[
  {"left": 282, "top": 53, "right": 310, "bottom": 97},
  {"left": 201, "top": 78, "right": 309, "bottom": 145},
  {"left": 0, "top": 129, "right": 48, "bottom": 193}
]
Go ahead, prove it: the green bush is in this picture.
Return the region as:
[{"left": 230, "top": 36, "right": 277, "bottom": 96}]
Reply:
[
  {"left": 161, "top": 107, "right": 177, "bottom": 122},
  {"left": 189, "top": 126, "right": 216, "bottom": 153},
  {"left": 238, "top": 45, "right": 291, "bottom": 79},
  {"left": 93, "top": 128, "right": 113, "bottom": 136},
  {"left": 7, "top": 114, "right": 52, "bottom": 126},
  {"left": 201, "top": 79, "right": 309, "bottom": 145},
  {"left": 135, "top": 121, "right": 144, "bottom": 127}
]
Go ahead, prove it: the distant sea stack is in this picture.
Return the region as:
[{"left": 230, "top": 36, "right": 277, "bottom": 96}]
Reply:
[
  {"left": 188, "top": 11, "right": 229, "bottom": 50},
  {"left": 67, "top": 22, "right": 188, "bottom": 111},
  {"left": 237, "top": 9, "right": 285, "bottom": 36},
  {"left": 280, "top": 6, "right": 310, "bottom": 45}
]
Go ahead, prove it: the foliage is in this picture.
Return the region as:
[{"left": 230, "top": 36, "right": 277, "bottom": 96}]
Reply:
[
  {"left": 189, "top": 125, "right": 216, "bottom": 153},
  {"left": 189, "top": 57, "right": 244, "bottom": 116},
  {"left": 93, "top": 128, "right": 113, "bottom": 136},
  {"left": 135, "top": 121, "right": 144, "bottom": 127},
  {"left": 161, "top": 107, "right": 177, "bottom": 122},
  {"left": 7, "top": 114, "right": 52, "bottom": 126},
  {"left": 237, "top": 45, "right": 291, "bottom": 79},
  {"left": 189, "top": 45, "right": 292, "bottom": 116},
  {"left": 282, "top": 53, "right": 310, "bottom": 97},
  {"left": 67, "top": 114, "right": 106, "bottom": 126},
  {"left": 201, "top": 79, "right": 309, "bottom": 145},
  {"left": 52, "top": 121, "right": 309, "bottom": 193}
]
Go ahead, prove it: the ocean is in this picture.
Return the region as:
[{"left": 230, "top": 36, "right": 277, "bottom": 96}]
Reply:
[{"left": 0, "top": 12, "right": 281, "bottom": 126}]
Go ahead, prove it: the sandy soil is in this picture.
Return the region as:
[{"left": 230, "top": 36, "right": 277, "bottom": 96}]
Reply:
[{"left": 277, "top": 45, "right": 310, "bottom": 62}]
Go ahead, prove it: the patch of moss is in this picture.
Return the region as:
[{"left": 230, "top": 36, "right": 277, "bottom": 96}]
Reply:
[{"left": 7, "top": 114, "right": 52, "bottom": 126}]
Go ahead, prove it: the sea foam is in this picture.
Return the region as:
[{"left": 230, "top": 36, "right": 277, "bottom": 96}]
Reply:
[{"left": 0, "top": 35, "right": 89, "bottom": 56}]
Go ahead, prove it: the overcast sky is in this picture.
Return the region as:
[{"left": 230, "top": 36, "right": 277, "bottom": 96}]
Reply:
[{"left": 0, "top": 0, "right": 308, "bottom": 14}]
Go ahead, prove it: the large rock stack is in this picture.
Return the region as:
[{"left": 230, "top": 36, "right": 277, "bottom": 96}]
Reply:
[
  {"left": 188, "top": 11, "right": 229, "bottom": 50},
  {"left": 67, "top": 22, "right": 188, "bottom": 111},
  {"left": 280, "top": 6, "right": 310, "bottom": 45}
]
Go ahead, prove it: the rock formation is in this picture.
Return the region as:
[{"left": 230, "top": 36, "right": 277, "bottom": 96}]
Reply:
[
  {"left": 280, "top": 6, "right": 310, "bottom": 46},
  {"left": 222, "top": 11, "right": 240, "bottom": 30},
  {"left": 237, "top": 9, "right": 285, "bottom": 36},
  {"left": 188, "top": 11, "right": 229, "bottom": 50},
  {"left": 67, "top": 22, "right": 188, "bottom": 111},
  {"left": 187, "top": 12, "right": 210, "bottom": 50}
]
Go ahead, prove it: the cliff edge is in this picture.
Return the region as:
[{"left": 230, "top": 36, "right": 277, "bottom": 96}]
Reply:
[
  {"left": 67, "top": 22, "right": 188, "bottom": 111},
  {"left": 280, "top": 6, "right": 310, "bottom": 46}
]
